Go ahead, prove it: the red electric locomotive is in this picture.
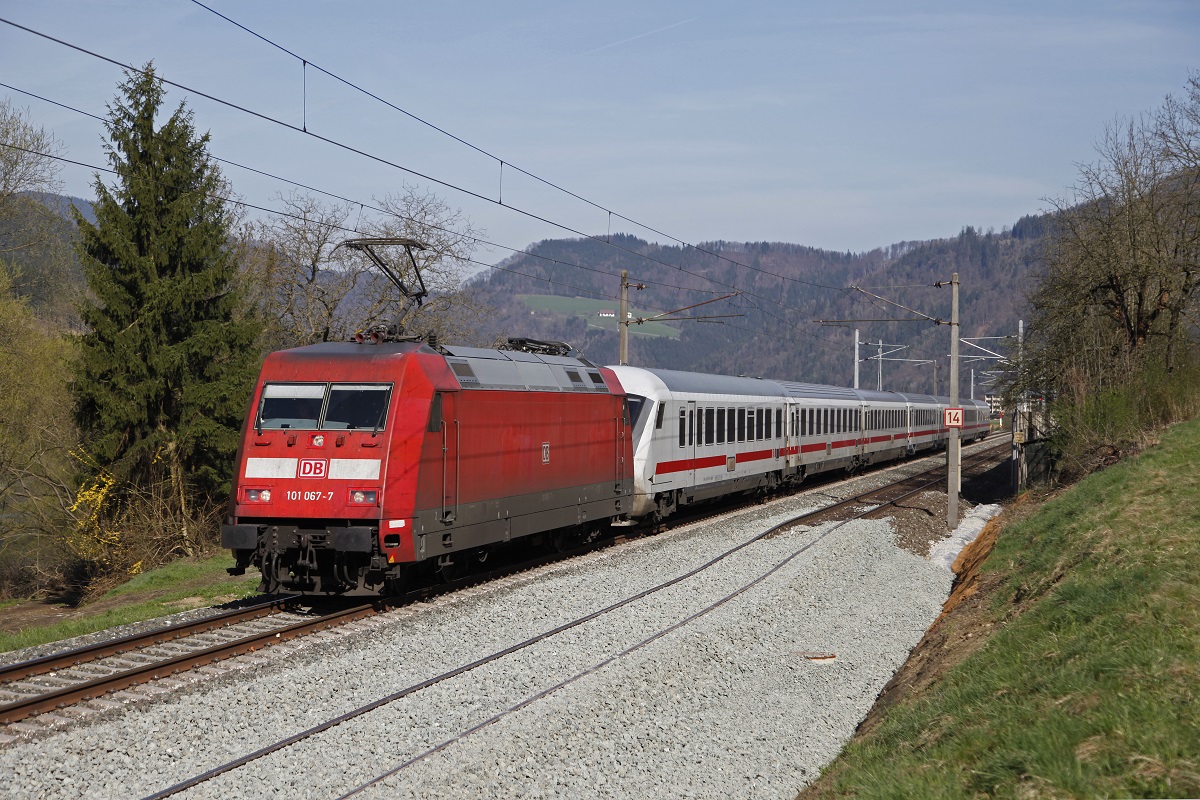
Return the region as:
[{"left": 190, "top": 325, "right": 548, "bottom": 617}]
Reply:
[
  {"left": 222, "top": 238, "right": 634, "bottom": 595},
  {"left": 222, "top": 339, "right": 634, "bottom": 594}
]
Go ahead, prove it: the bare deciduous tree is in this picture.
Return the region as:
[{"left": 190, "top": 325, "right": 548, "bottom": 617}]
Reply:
[
  {"left": 246, "top": 185, "right": 490, "bottom": 348},
  {"left": 0, "top": 98, "right": 64, "bottom": 209}
]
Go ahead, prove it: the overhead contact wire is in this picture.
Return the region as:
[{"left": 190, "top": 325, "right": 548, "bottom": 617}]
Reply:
[{"left": 187, "top": 0, "right": 844, "bottom": 293}]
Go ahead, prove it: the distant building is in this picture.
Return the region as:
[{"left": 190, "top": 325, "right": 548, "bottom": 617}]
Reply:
[{"left": 597, "top": 309, "right": 616, "bottom": 318}]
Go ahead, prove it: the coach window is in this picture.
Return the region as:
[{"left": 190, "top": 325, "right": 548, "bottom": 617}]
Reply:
[
  {"left": 753, "top": 408, "right": 762, "bottom": 440},
  {"left": 705, "top": 407, "right": 715, "bottom": 446},
  {"left": 678, "top": 408, "right": 686, "bottom": 447},
  {"left": 626, "top": 394, "right": 648, "bottom": 429},
  {"left": 716, "top": 408, "right": 726, "bottom": 444},
  {"left": 775, "top": 408, "right": 783, "bottom": 439},
  {"left": 765, "top": 408, "right": 772, "bottom": 440}
]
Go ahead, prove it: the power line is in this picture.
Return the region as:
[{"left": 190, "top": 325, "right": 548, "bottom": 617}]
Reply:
[
  {"left": 0, "top": 60, "right": 839, "bottom": 322},
  {"left": 0, "top": 79, "right": 725, "bottom": 301},
  {"left": 182, "top": 1, "right": 845, "bottom": 295},
  {"left": 0, "top": 20, "right": 860, "bottom": 351},
  {"left": 4, "top": 139, "right": 802, "bottom": 348}
]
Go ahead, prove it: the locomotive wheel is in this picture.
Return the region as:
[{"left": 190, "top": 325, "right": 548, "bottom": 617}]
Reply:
[
  {"left": 551, "top": 529, "right": 573, "bottom": 553},
  {"left": 383, "top": 568, "right": 409, "bottom": 597},
  {"left": 433, "top": 554, "right": 469, "bottom": 583}
]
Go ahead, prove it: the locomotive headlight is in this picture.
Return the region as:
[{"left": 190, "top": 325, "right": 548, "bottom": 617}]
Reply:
[
  {"left": 245, "top": 488, "right": 272, "bottom": 503},
  {"left": 349, "top": 489, "right": 378, "bottom": 505}
]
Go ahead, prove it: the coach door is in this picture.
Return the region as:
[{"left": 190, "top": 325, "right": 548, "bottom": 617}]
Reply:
[
  {"left": 616, "top": 398, "right": 628, "bottom": 494},
  {"left": 432, "top": 392, "right": 459, "bottom": 524}
]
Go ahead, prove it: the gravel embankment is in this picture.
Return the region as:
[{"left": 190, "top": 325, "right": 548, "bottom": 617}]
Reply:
[{"left": 1, "top": 475, "right": 960, "bottom": 800}]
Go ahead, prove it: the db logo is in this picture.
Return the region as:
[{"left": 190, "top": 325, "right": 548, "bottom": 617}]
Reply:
[{"left": 298, "top": 458, "right": 328, "bottom": 478}]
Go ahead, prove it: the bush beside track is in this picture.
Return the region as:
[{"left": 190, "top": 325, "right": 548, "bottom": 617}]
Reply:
[{"left": 799, "top": 418, "right": 1200, "bottom": 799}]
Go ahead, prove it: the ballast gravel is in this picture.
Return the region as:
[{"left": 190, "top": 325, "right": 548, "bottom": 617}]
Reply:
[{"left": 1, "top": 478, "right": 966, "bottom": 800}]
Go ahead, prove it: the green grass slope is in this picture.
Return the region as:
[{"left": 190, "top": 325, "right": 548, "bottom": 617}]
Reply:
[
  {"left": 803, "top": 419, "right": 1200, "bottom": 799},
  {"left": 0, "top": 555, "right": 261, "bottom": 654}
]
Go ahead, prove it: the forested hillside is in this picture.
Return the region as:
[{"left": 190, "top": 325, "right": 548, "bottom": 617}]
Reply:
[
  {"left": 11, "top": 184, "right": 1049, "bottom": 397},
  {"left": 470, "top": 219, "right": 1048, "bottom": 396}
]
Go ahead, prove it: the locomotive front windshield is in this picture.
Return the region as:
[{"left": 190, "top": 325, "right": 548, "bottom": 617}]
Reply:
[{"left": 258, "top": 383, "right": 392, "bottom": 430}]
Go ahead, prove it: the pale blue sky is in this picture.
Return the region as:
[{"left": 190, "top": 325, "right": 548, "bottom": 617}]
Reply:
[{"left": 1, "top": 0, "right": 1197, "bottom": 258}]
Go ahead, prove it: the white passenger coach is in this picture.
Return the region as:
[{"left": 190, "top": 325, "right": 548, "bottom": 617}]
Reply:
[{"left": 608, "top": 366, "right": 990, "bottom": 522}]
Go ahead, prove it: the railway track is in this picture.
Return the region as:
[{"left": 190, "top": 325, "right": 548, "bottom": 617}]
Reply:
[
  {"left": 138, "top": 440, "right": 1008, "bottom": 800},
  {"left": 0, "top": 439, "right": 1007, "bottom": 744}
]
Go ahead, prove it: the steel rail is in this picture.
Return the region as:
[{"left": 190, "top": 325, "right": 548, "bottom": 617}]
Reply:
[
  {"left": 338, "top": 450, "right": 1006, "bottom": 799},
  {"left": 0, "top": 596, "right": 299, "bottom": 684},
  {"left": 141, "top": 441, "right": 1009, "bottom": 800},
  {"left": 1, "top": 440, "right": 1004, "bottom": 732},
  {"left": 0, "top": 601, "right": 379, "bottom": 725}
]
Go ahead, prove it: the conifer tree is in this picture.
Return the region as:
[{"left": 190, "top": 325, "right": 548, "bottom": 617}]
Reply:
[{"left": 73, "top": 65, "right": 262, "bottom": 539}]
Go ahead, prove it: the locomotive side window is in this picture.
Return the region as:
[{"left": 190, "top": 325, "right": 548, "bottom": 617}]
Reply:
[
  {"left": 655, "top": 402, "right": 665, "bottom": 430},
  {"left": 325, "top": 384, "right": 392, "bottom": 430},
  {"left": 259, "top": 383, "right": 325, "bottom": 429},
  {"left": 427, "top": 393, "right": 444, "bottom": 433}
]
